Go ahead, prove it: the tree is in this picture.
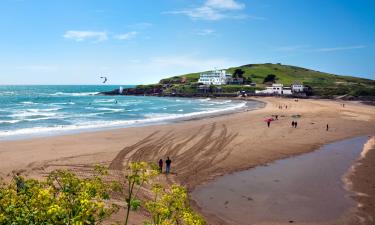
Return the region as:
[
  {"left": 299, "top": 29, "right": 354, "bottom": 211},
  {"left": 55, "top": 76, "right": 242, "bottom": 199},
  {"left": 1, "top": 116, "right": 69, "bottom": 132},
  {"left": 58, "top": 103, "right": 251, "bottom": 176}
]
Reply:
[
  {"left": 263, "top": 74, "right": 277, "bottom": 83},
  {"left": 232, "top": 69, "right": 245, "bottom": 78},
  {"left": 245, "top": 77, "right": 252, "bottom": 84}
]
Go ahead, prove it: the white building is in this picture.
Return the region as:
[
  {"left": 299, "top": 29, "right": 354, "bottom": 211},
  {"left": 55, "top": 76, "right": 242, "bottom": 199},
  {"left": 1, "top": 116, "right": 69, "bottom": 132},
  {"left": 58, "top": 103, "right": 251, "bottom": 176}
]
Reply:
[
  {"left": 255, "top": 83, "right": 292, "bottom": 95},
  {"left": 291, "top": 82, "right": 304, "bottom": 92},
  {"left": 198, "top": 70, "right": 230, "bottom": 85}
]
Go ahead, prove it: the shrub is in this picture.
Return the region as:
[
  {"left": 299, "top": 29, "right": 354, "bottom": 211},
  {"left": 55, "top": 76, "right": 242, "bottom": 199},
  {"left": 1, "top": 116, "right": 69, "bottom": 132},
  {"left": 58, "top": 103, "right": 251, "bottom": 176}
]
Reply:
[{"left": 0, "top": 166, "right": 117, "bottom": 225}]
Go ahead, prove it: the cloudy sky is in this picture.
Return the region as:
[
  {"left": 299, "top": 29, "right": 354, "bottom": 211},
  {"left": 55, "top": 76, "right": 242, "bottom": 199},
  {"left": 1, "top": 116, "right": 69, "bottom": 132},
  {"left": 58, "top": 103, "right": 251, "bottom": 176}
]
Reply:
[{"left": 0, "top": 0, "right": 374, "bottom": 84}]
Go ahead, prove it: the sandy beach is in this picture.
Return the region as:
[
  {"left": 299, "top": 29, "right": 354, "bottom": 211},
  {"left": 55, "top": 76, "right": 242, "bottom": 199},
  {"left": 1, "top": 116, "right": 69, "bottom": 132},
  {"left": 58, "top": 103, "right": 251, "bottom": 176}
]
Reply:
[{"left": 1, "top": 97, "right": 375, "bottom": 224}]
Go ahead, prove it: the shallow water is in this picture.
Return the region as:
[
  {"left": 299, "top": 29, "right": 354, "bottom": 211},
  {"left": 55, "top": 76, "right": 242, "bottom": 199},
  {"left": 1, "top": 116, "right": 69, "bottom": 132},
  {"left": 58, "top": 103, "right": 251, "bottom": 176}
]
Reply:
[{"left": 191, "top": 136, "right": 368, "bottom": 225}]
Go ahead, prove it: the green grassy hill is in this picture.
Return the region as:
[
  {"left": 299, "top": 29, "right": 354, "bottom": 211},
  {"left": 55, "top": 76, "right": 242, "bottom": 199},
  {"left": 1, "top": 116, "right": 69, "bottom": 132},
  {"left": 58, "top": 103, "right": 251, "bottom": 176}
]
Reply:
[{"left": 159, "top": 63, "right": 375, "bottom": 96}]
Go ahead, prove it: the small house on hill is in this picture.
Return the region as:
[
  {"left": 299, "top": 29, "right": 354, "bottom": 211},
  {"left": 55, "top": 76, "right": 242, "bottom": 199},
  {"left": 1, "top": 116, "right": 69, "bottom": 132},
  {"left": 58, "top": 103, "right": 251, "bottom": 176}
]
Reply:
[{"left": 291, "top": 81, "right": 304, "bottom": 93}]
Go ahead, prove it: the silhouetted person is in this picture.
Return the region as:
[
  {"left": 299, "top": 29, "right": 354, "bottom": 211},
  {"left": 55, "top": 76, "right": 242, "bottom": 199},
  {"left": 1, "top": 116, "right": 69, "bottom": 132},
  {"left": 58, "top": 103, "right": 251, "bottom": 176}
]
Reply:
[
  {"left": 326, "top": 124, "right": 329, "bottom": 131},
  {"left": 14, "top": 172, "right": 25, "bottom": 193},
  {"left": 158, "top": 159, "right": 163, "bottom": 173},
  {"left": 267, "top": 121, "right": 271, "bottom": 128},
  {"left": 275, "top": 115, "right": 278, "bottom": 120},
  {"left": 294, "top": 121, "right": 298, "bottom": 128},
  {"left": 292, "top": 121, "right": 295, "bottom": 127},
  {"left": 165, "top": 157, "right": 172, "bottom": 174}
]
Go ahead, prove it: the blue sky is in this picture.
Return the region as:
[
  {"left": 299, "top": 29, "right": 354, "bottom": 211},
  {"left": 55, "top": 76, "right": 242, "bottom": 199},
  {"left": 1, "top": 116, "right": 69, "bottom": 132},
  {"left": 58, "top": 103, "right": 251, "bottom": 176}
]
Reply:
[{"left": 0, "top": 0, "right": 374, "bottom": 84}]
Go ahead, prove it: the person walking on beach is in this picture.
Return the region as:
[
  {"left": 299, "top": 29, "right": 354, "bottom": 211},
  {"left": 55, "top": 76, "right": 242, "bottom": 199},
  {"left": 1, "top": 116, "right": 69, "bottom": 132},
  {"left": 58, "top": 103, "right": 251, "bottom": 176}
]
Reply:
[
  {"left": 326, "top": 124, "right": 329, "bottom": 131},
  {"left": 292, "top": 121, "right": 295, "bottom": 127},
  {"left": 267, "top": 120, "right": 271, "bottom": 128},
  {"left": 165, "top": 157, "right": 172, "bottom": 174},
  {"left": 294, "top": 121, "right": 298, "bottom": 128},
  {"left": 158, "top": 159, "right": 163, "bottom": 173},
  {"left": 13, "top": 172, "right": 25, "bottom": 193}
]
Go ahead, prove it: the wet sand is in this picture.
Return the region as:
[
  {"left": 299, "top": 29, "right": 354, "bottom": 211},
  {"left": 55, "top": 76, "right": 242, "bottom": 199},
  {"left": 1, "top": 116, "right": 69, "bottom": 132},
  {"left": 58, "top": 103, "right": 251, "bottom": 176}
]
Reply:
[
  {"left": 346, "top": 137, "right": 375, "bottom": 225},
  {"left": 191, "top": 136, "right": 369, "bottom": 225},
  {"left": 0, "top": 97, "right": 374, "bottom": 224}
]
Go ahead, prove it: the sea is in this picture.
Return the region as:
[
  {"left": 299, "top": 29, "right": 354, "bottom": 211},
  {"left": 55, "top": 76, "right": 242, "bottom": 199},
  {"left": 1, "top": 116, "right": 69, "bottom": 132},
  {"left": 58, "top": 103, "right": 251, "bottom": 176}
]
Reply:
[{"left": 0, "top": 85, "right": 257, "bottom": 140}]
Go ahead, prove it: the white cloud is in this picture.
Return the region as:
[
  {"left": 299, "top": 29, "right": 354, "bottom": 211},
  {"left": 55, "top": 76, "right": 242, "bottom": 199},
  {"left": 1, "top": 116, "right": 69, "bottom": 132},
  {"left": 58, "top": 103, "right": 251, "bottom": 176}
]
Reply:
[
  {"left": 314, "top": 45, "right": 366, "bottom": 52},
  {"left": 114, "top": 31, "right": 138, "bottom": 40},
  {"left": 196, "top": 29, "right": 215, "bottom": 36},
  {"left": 165, "top": 0, "right": 246, "bottom": 21},
  {"left": 63, "top": 30, "right": 108, "bottom": 42},
  {"left": 205, "top": 0, "right": 245, "bottom": 10}
]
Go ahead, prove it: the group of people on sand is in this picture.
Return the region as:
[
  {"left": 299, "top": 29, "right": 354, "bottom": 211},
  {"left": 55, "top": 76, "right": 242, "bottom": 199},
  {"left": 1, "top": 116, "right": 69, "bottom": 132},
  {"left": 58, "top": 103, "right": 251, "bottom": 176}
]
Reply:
[
  {"left": 291, "top": 121, "right": 298, "bottom": 128},
  {"left": 278, "top": 105, "right": 288, "bottom": 110},
  {"left": 158, "top": 157, "right": 172, "bottom": 174}
]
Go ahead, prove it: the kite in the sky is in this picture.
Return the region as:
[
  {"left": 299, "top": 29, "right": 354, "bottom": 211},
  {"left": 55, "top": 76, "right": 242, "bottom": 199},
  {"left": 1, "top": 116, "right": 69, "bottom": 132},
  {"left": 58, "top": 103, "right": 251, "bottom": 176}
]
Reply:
[{"left": 100, "top": 76, "right": 108, "bottom": 83}]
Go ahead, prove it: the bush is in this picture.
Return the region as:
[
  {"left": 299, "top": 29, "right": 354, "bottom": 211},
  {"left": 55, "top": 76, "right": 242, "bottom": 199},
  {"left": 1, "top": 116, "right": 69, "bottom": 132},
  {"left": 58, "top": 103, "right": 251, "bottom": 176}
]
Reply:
[{"left": 0, "top": 166, "right": 117, "bottom": 225}]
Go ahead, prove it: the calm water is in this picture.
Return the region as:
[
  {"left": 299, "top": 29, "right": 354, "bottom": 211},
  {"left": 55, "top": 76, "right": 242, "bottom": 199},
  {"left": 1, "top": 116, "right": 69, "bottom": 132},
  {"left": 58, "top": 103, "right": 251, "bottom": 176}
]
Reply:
[
  {"left": 0, "top": 85, "right": 256, "bottom": 140},
  {"left": 192, "top": 136, "right": 369, "bottom": 225}
]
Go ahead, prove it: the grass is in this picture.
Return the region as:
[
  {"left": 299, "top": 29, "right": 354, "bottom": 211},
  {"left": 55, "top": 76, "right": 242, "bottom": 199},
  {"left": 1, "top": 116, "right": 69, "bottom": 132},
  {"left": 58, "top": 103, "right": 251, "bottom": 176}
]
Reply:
[{"left": 158, "top": 63, "right": 375, "bottom": 96}]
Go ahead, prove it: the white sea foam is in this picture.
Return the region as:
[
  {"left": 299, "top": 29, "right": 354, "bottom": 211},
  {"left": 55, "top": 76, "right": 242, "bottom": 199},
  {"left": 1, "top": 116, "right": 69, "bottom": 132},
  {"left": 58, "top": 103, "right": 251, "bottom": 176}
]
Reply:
[
  {"left": 51, "top": 102, "right": 75, "bottom": 105},
  {"left": 50, "top": 92, "right": 99, "bottom": 96},
  {"left": 0, "top": 119, "right": 21, "bottom": 124},
  {"left": 94, "top": 99, "right": 116, "bottom": 103},
  {"left": 9, "top": 110, "right": 58, "bottom": 118},
  {"left": 21, "top": 101, "right": 37, "bottom": 105},
  {"left": 199, "top": 98, "right": 211, "bottom": 102},
  {"left": 96, "top": 107, "right": 124, "bottom": 112},
  {"left": 0, "top": 100, "right": 248, "bottom": 139}
]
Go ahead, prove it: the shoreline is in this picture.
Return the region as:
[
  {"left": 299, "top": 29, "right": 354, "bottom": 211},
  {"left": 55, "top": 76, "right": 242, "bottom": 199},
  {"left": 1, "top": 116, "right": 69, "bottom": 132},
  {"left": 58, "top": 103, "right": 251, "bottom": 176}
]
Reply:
[
  {"left": 0, "top": 97, "right": 262, "bottom": 142},
  {"left": 0, "top": 97, "right": 375, "bottom": 224}
]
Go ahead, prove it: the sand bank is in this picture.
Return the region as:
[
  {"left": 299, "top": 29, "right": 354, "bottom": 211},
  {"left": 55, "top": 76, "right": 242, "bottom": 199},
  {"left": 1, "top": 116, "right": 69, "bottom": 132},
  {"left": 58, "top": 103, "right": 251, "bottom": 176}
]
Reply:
[{"left": 0, "top": 97, "right": 375, "bottom": 224}]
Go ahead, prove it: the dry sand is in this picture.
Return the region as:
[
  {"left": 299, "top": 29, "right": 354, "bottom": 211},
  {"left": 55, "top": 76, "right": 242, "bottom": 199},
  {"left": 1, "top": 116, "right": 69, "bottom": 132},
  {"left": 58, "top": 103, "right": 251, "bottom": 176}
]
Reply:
[{"left": 0, "top": 97, "right": 375, "bottom": 224}]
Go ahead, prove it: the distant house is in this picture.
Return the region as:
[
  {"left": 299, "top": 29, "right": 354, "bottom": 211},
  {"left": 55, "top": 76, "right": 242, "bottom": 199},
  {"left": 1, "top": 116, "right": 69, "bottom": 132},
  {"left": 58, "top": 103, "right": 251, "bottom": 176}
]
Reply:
[
  {"left": 226, "top": 77, "right": 244, "bottom": 85},
  {"left": 255, "top": 83, "right": 292, "bottom": 95},
  {"left": 291, "top": 82, "right": 304, "bottom": 93},
  {"left": 198, "top": 70, "right": 230, "bottom": 85}
]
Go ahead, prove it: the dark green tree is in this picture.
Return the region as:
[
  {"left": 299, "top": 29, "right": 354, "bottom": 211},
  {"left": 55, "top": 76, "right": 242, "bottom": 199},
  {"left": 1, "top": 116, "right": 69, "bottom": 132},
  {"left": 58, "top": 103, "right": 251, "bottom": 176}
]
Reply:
[
  {"left": 232, "top": 69, "right": 245, "bottom": 78},
  {"left": 263, "top": 74, "right": 277, "bottom": 83}
]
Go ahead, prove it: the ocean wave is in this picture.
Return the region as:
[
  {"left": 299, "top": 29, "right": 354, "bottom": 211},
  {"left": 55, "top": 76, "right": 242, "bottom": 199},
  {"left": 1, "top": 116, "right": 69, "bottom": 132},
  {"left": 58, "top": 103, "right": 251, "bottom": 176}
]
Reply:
[
  {"left": 0, "top": 99, "right": 248, "bottom": 139},
  {"left": 21, "top": 101, "right": 38, "bottom": 105},
  {"left": 27, "top": 108, "right": 62, "bottom": 112},
  {"left": 93, "top": 99, "right": 116, "bottom": 103},
  {"left": 96, "top": 107, "right": 124, "bottom": 112},
  {"left": 0, "top": 91, "right": 15, "bottom": 96},
  {"left": 143, "top": 101, "right": 246, "bottom": 121},
  {"left": 0, "top": 119, "right": 21, "bottom": 124},
  {"left": 50, "top": 92, "right": 99, "bottom": 96},
  {"left": 9, "top": 110, "right": 58, "bottom": 118},
  {"left": 199, "top": 98, "right": 211, "bottom": 102},
  {"left": 51, "top": 102, "right": 75, "bottom": 105}
]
